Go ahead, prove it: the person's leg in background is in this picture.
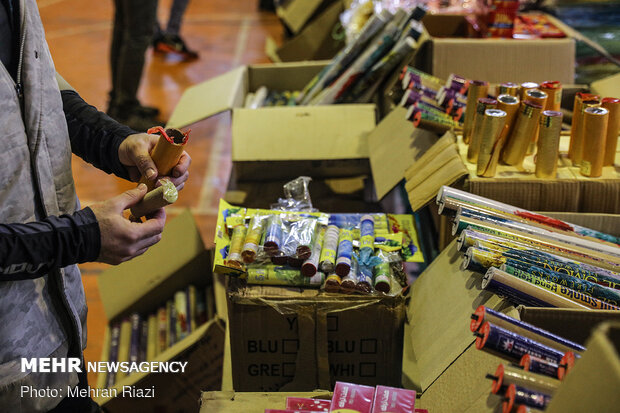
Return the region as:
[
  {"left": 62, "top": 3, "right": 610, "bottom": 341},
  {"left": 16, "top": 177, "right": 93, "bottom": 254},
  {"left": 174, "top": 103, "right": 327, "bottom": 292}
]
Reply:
[
  {"left": 153, "top": 0, "right": 198, "bottom": 60},
  {"left": 108, "top": 0, "right": 160, "bottom": 131}
]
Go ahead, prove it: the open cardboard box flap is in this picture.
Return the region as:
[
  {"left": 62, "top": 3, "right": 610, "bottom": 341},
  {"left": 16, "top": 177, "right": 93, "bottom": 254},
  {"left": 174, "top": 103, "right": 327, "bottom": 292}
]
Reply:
[
  {"left": 591, "top": 72, "right": 620, "bottom": 98},
  {"left": 98, "top": 210, "right": 208, "bottom": 321},
  {"left": 276, "top": 0, "right": 325, "bottom": 34}
]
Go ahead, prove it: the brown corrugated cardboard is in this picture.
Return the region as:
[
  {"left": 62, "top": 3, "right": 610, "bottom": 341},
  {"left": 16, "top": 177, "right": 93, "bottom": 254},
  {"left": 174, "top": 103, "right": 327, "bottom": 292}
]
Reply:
[
  {"left": 591, "top": 72, "right": 620, "bottom": 98},
  {"left": 227, "top": 279, "right": 406, "bottom": 391},
  {"left": 546, "top": 322, "right": 620, "bottom": 413},
  {"left": 96, "top": 211, "right": 225, "bottom": 411},
  {"left": 276, "top": 0, "right": 329, "bottom": 34},
  {"left": 413, "top": 14, "right": 575, "bottom": 84},
  {"left": 199, "top": 391, "right": 333, "bottom": 413},
  {"left": 167, "top": 62, "right": 376, "bottom": 181},
  {"left": 267, "top": 0, "right": 344, "bottom": 62},
  {"left": 368, "top": 107, "right": 439, "bottom": 199}
]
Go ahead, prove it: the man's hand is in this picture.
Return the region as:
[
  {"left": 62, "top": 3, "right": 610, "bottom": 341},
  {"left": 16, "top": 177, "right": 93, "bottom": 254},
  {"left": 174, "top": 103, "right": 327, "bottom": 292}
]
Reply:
[
  {"left": 118, "top": 133, "right": 191, "bottom": 190},
  {"left": 90, "top": 184, "right": 166, "bottom": 265}
]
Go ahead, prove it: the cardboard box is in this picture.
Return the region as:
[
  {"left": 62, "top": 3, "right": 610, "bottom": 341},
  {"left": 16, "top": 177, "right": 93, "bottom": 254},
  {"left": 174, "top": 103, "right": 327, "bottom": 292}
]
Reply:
[
  {"left": 167, "top": 62, "right": 376, "bottom": 181},
  {"left": 95, "top": 211, "right": 226, "bottom": 412},
  {"left": 226, "top": 280, "right": 406, "bottom": 392},
  {"left": 199, "top": 390, "right": 333, "bottom": 413},
  {"left": 403, "top": 238, "right": 620, "bottom": 412},
  {"left": 412, "top": 14, "right": 575, "bottom": 84},
  {"left": 276, "top": 0, "right": 334, "bottom": 35},
  {"left": 267, "top": 0, "right": 345, "bottom": 62}
]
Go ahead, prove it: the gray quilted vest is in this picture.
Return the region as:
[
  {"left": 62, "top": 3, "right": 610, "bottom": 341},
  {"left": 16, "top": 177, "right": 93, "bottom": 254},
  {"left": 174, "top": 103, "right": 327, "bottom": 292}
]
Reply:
[{"left": 0, "top": 0, "right": 88, "bottom": 411}]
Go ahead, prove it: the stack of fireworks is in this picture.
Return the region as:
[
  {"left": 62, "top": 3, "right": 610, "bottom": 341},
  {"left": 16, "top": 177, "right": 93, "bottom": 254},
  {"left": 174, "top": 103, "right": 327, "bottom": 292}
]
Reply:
[
  {"left": 263, "top": 381, "right": 423, "bottom": 413},
  {"left": 457, "top": 78, "right": 619, "bottom": 179},
  {"left": 471, "top": 306, "right": 584, "bottom": 412},
  {"left": 481, "top": 0, "right": 520, "bottom": 38},
  {"left": 99, "top": 285, "right": 214, "bottom": 388},
  {"left": 221, "top": 207, "right": 418, "bottom": 295},
  {"left": 395, "top": 66, "right": 468, "bottom": 134},
  {"left": 437, "top": 186, "right": 620, "bottom": 310},
  {"left": 244, "top": 87, "right": 300, "bottom": 108},
  {"left": 296, "top": 5, "right": 427, "bottom": 105}
]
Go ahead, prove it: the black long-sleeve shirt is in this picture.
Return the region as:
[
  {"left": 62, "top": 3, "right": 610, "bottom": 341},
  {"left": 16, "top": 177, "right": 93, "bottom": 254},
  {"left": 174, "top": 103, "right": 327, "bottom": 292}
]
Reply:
[{"left": 0, "top": 0, "right": 137, "bottom": 278}]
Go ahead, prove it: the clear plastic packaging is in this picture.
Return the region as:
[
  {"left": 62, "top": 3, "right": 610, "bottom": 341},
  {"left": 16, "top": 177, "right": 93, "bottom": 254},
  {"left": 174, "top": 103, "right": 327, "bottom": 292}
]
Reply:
[{"left": 271, "top": 176, "right": 316, "bottom": 212}]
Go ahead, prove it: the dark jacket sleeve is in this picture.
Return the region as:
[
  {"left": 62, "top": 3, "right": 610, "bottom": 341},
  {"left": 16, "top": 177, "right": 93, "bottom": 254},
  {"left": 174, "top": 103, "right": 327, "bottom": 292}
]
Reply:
[
  {"left": 62, "top": 89, "right": 136, "bottom": 180},
  {"left": 0, "top": 208, "right": 101, "bottom": 280}
]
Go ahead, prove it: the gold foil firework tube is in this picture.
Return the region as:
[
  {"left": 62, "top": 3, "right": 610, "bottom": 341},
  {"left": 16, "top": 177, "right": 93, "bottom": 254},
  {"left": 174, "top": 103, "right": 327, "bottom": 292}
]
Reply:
[
  {"left": 242, "top": 215, "right": 266, "bottom": 264},
  {"left": 502, "top": 100, "right": 543, "bottom": 166},
  {"left": 482, "top": 267, "right": 590, "bottom": 309},
  {"left": 535, "top": 111, "right": 563, "bottom": 179},
  {"left": 602, "top": 98, "right": 620, "bottom": 166},
  {"left": 301, "top": 226, "right": 326, "bottom": 277},
  {"left": 463, "top": 80, "right": 489, "bottom": 144},
  {"left": 141, "top": 127, "right": 189, "bottom": 190},
  {"left": 570, "top": 96, "right": 601, "bottom": 164},
  {"left": 497, "top": 94, "right": 520, "bottom": 138},
  {"left": 476, "top": 109, "right": 507, "bottom": 177},
  {"left": 467, "top": 98, "right": 498, "bottom": 163},
  {"left": 491, "top": 364, "right": 561, "bottom": 396},
  {"left": 519, "top": 82, "right": 539, "bottom": 101},
  {"left": 580, "top": 106, "right": 609, "bottom": 177},
  {"left": 324, "top": 273, "right": 342, "bottom": 293},
  {"left": 129, "top": 179, "right": 178, "bottom": 218},
  {"left": 540, "top": 81, "right": 562, "bottom": 111},
  {"left": 524, "top": 89, "right": 548, "bottom": 154},
  {"left": 226, "top": 225, "right": 247, "bottom": 269},
  {"left": 497, "top": 82, "right": 519, "bottom": 97},
  {"left": 319, "top": 225, "right": 339, "bottom": 273}
]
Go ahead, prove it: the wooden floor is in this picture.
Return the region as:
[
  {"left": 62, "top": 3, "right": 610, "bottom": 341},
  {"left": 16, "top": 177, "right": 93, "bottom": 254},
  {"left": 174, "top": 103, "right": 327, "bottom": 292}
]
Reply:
[{"left": 39, "top": 0, "right": 283, "bottom": 386}]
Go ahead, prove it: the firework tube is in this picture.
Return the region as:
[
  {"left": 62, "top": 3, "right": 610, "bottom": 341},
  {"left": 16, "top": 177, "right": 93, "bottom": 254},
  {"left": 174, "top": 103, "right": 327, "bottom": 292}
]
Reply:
[
  {"left": 359, "top": 215, "right": 375, "bottom": 261},
  {"left": 463, "top": 80, "right": 489, "bottom": 144},
  {"left": 437, "top": 185, "right": 620, "bottom": 244},
  {"left": 520, "top": 354, "right": 560, "bottom": 379},
  {"left": 602, "top": 97, "right": 620, "bottom": 166},
  {"left": 497, "top": 82, "right": 519, "bottom": 97},
  {"left": 482, "top": 267, "right": 590, "bottom": 309},
  {"left": 129, "top": 179, "right": 178, "bottom": 218},
  {"left": 320, "top": 225, "right": 340, "bottom": 273},
  {"left": 264, "top": 214, "right": 283, "bottom": 256},
  {"left": 489, "top": 364, "right": 560, "bottom": 395},
  {"left": 540, "top": 81, "right": 562, "bottom": 111},
  {"left": 500, "top": 264, "right": 620, "bottom": 310},
  {"left": 524, "top": 89, "right": 548, "bottom": 154},
  {"left": 503, "top": 384, "right": 551, "bottom": 413},
  {"left": 516, "top": 405, "right": 545, "bottom": 413},
  {"left": 373, "top": 258, "right": 392, "bottom": 294},
  {"left": 519, "top": 82, "right": 539, "bottom": 101},
  {"left": 141, "top": 127, "right": 189, "bottom": 190},
  {"left": 301, "top": 226, "right": 326, "bottom": 277},
  {"left": 298, "top": 9, "right": 392, "bottom": 104},
  {"left": 340, "top": 259, "right": 358, "bottom": 293},
  {"left": 242, "top": 215, "right": 266, "bottom": 263},
  {"left": 573, "top": 98, "right": 602, "bottom": 165},
  {"left": 226, "top": 225, "right": 247, "bottom": 269},
  {"left": 246, "top": 266, "right": 323, "bottom": 287},
  {"left": 467, "top": 98, "right": 498, "bottom": 163},
  {"left": 335, "top": 229, "right": 354, "bottom": 277},
  {"left": 502, "top": 100, "right": 543, "bottom": 166},
  {"left": 356, "top": 264, "right": 373, "bottom": 293},
  {"left": 474, "top": 321, "right": 565, "bottom": 363},
  {"left": 470, "top": 305, "right": 585, "bottom": 353},
  {"left": 570, "top": 94, "right": 601, "bottom": 163},
  {"left": 580, "top": 106, "right": 609, "bottom": 177},
  {"left": 496, "top": 94, "right": 521, "bottom": 148},
  {"left": 476, "top": 108, "right": 507, "bottom": 177},
  {"left": 324, "top": 273, "right": 342, "bottom": 293},
  {"left": 535, "top": 110, "right": 563, "bottom": 179},
  {"left": 557, "top": 351, "right": 578, "bottom": 380}
]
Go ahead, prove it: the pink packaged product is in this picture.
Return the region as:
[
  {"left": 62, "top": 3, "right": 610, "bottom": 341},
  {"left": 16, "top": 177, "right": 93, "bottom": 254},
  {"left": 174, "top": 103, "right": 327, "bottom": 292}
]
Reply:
[
  {"left": 264, "top": 410, "right": 323, "bottom": 413},
  {"left": 286, "top": 397, "right": 331, "bottom": 412},
  {"left": 414, "top": 409, "right": 429, "bottom": 413},
  {"left": 330, "top": 381, "right": 376, "bottom": 413},
  {"left": 371, "top": 386, "right": 417, "bottom": 413}
]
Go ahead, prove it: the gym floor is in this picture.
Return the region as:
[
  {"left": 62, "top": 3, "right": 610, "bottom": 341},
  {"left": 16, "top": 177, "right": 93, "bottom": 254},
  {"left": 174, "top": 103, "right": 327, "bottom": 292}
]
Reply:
[{"left": 39, "top": 0, "right": 283, "bottom": 386}]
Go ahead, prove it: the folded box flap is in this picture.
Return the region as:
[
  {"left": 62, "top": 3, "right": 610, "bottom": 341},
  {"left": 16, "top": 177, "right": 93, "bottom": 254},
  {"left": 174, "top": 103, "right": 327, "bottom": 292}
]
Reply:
[
  {"left": 276, "top": 0, "right": 324, "bottom": 34},
  {"left": 167, "top": 66, "right": 247, "bottom": 128}
]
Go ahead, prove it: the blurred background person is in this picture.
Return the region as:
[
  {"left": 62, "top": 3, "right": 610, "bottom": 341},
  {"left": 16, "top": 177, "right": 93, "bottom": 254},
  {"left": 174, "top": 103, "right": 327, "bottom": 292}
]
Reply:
[{"left": 153, "top": 0, "right": 199, "bottom": 61}]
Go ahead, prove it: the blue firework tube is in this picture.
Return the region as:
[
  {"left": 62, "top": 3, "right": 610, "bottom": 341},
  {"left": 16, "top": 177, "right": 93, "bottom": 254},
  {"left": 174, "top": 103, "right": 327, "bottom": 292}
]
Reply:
[
  {"left": 475, "top": 322, "right": 565, "bottom": 364},
  {"left": 301, "top": 226, "right": 326, "bottom": 277},
  {"left": 503, "top": 384, "right": 551, "bottom": 413},
  {"left": 520, "top": 354, "right": 560, "bottom": 379},
  {"left": 340, "top": 258, "right": 358, "bottom": 294},
  {"left": 335, "top": 229, "right": 353, "bottom": 277},
  {"left": 470, "top": 306, "right": 585, "bottom": 354},
  {"left": 557, "top": 351, "right": 579, "bottom": 380},
  {"left": 264, "top": 215, "right": 283, "bottom": 256},
  {"left": 482, "top": 267, "right": 556, "bottom": 308},
  {"left": 360, "top": 215, "right": 375, "bottom": 253},
  {"left": 356, "top": 264, "right": 373, "bottom": 294}
]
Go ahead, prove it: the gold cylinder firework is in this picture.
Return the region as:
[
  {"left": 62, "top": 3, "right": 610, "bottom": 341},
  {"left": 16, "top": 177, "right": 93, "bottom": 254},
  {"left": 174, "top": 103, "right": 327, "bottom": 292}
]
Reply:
[
  {"left": 502, "top": 100, "right": 544, "bottom": 166},
  {"left": 497, "top": 82, "right": 519, "bottom": 97},
  {"left": 580, "top": 106, "right": 609, "bottom": 178},
  {"left": 573, "top": 99, "right": 602, "bottom": 165},
  {"left": 519, "top": 82, "right": 539, "bottom": 101},
  {"left": 476, "top": 109, "right": 507, "bottom": 177},
  {"left": 525, "top": 89, "right": 548, "bottom": 155},
  {"left": 463, "top": 80, "right": 489, "bottom": 144},
  {"left": 496, "top": 94, "right": 520, "bottom": 144},
  {"left": 602, "top": 97, "right": 620, "bottom": 166},
  {"left": 467, "top": 98, "right": 497, "bottom": 163},
  {"left": 540, "top": 81, "right": 562, "bottom": 111},
  {"left": 569, "top": 93, "right": 600, "bottom": 163},
  {"left": 535, "top": 111, "right": 563, "bottom": 179}
]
